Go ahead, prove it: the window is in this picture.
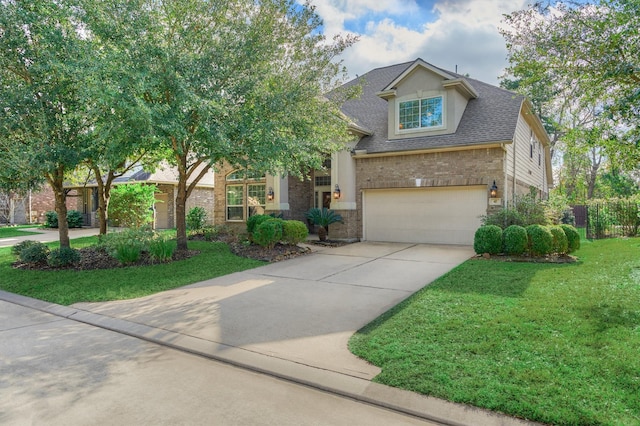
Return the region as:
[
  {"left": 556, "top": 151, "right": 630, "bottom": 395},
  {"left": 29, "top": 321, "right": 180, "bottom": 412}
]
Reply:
[
  {"left": 225, "top": 170, "right": 266, "bottom": 221},
  {"left": 399, "top": 96, "right": 443, "bottom": 131}
]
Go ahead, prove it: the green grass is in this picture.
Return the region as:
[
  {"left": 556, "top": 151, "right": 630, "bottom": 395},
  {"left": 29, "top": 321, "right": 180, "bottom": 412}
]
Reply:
[
  {"left": 0, "top": 236, "right": 264, "bottom": 305},
  {"left": 0, "top": 225, "right": 41, "bottom": 238},
  {"left": 349, "top": 238, "right": 640, "bottom": 426}
]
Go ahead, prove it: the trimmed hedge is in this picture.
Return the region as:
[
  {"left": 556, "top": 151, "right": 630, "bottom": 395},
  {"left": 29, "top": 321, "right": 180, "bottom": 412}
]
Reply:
[
  {"left": 526, "top": 225, "right": 554, "bottom": 256},
  {"left": 549, "top": 225, "right": 569, "bottom": 255},
  {"left": 246, "top": 214, "right": 271, "bottom": 235},
  {"left": 560, "top": 224, "right": 581, "bottom": 253},
  {"left": 253, "top": 218, "right": 284, "bottom": 248},
  {"left": 503, "top": 225, "right": 528, "bottom": 255},
  {"left": 474, "top": 225, "right": 503, "bottom": 255},
  {"left": 282, "top": 220, "right": 308, "bottom": 245}
]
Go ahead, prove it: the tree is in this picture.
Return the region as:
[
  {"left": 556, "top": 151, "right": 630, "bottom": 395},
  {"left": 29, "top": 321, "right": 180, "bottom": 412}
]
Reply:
[
  {"left": 123, "top": 0, "right": 356, "bottom": 250},
  {"left": 501, "top": 0, "right": 640, "bottom": 204},
  {"left": 0, "top": 0, "right": 97, "bottom": 248}
]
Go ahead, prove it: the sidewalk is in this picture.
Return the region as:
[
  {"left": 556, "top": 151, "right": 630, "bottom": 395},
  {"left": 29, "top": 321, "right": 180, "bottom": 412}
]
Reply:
[{"left": 0, "top": 227, "right": 99, "bottom": 248}]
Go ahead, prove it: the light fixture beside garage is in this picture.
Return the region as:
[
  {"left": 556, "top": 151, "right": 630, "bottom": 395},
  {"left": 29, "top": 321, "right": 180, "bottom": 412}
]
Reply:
[
  {"left": 333, "top": 184, "right": 341, "bottom": 199},
  {"left": 267, "top": 187, "right": 274, "bottom": 202},
  {"left": 490, "top": 181, "right": 498, "bottom": 198}
]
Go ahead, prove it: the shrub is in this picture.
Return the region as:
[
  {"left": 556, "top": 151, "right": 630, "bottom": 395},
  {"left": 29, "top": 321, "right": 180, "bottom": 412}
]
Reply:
[
  {"left": 473, "top": 225, "right": 503, "bottom": 255},
  {"left": 149, "top": 237, "right": 175, "bottom": 263},
  {"left": 253, "top": 218, "right": 284, "bottom": 248},
  {"left": 97, "top": 227, "right": 155, "bottom": 254},
  {"left": 503, "top": 225, "right": 528, "bottom": 255},
  {"left": 548, "top": 225, "right": 569, "bottom": 255},
  {"left": 560, "top": 224, "right": 581, "bottom": 253},
  {"left": 47, "top": 247, "right": 81, "bottom": 267},
  {"left": 12, "top": 240, "right": 40, "bottom": 257},
  {"left": 44, "top": 211, "right": 58, "bottom": 228},
  {"left": 282, "top": 220, "right": 308, "bottom": 245},
  {"left": 108, "top": 183, "right": 158, "bottom": 228},
  {"left": 246, "top": 214, "right": 271, "bottom": 235},
  {"left": 186, "top": 207, "right": 207, "bottom": 230},
  {"left": 482, "top": 208, "right": 525, "bottom": 229},
  {"left": 526, "top": 225, "right": 554, "bottom": 256},
  {"left": 67, "top": 210, "right": 83, "bottom": 228},
  {"left": 19, "top": 242, "right": 50, "bottom": 264}
]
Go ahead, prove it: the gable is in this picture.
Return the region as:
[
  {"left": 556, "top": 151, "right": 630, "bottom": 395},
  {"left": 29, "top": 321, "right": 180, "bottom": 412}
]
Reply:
[{"left": 338, "top": 59, "right": 526, "bottom": 155}]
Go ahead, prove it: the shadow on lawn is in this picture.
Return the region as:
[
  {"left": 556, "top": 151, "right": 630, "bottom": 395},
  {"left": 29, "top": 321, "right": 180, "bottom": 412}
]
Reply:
[{"left": 432, "top": 259, "right": 578, "bottom": 298}]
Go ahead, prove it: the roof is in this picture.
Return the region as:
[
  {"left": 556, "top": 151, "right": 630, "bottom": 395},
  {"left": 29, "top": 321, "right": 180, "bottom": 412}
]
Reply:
[{"left": 339, "top": 59, "right": 525, "bottom": 154}]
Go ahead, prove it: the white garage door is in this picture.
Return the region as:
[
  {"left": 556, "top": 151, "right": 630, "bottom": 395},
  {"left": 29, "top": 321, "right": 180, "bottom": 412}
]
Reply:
[{"left": 363, "top": 186, "right": 486, "bottom": 245}]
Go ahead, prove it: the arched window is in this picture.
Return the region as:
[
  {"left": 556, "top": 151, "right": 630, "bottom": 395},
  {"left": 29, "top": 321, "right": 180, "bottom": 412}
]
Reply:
[{"left": 225, "top": 170, "right": 266, "bottom": 221}]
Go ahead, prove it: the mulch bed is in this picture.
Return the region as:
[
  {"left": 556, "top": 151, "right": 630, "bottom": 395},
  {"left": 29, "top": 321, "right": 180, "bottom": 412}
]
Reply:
[{"left": 12, "top": 246, "right": 201, "bottom": 271}]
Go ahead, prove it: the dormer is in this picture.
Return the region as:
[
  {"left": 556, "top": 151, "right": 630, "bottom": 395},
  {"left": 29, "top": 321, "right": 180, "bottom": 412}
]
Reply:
[{"left": 376, "top": 59, "right": 478, "bottom": 140}]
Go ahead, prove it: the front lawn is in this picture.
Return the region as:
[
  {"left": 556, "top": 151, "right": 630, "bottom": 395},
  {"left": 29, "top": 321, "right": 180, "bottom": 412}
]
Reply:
[
  {"left": 0, "top": 225, "right": 41, "bottom": 238},
  {"left": 349, "top": 238, "right": 640, "bottom": 426},
  {"left": 0, "top": 236, "right": 265, "bottom": 305}
]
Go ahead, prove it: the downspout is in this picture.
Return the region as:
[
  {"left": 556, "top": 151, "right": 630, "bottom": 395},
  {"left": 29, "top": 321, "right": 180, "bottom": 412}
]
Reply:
[{"left": 511, "top": 134, "right": 517, "bottom": 207}]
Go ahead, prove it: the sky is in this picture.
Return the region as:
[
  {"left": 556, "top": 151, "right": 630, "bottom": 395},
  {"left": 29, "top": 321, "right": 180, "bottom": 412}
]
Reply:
[{"left": 303, "top": 0, "right": 531, "bottom": 85}]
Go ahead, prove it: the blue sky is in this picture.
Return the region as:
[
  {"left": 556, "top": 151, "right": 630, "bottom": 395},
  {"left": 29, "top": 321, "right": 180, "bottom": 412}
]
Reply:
[{"left": 303, "top": 0, "right": 532, "bottom": 85}]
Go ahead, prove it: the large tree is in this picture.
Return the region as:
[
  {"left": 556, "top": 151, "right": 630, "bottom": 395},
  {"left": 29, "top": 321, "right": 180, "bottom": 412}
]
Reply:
[
  {"left": 501, "top": 0, "right": 640, "bottom": 169},
  {"left": 123, "top": 0, "right": 356, "bottom": 250},
  {"left": 0, "top": 0, "right": 97, "bottom": 248}
]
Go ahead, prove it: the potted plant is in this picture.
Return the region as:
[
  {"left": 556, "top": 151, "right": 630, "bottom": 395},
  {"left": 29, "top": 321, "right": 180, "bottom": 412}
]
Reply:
[{"left": 305, "top": 208, "right": 343, "bottom": 241}]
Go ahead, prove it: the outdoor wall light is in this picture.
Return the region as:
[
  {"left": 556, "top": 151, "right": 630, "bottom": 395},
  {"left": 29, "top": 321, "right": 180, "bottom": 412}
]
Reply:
[
  {"left": 333, "top": 184, "right": 341, "bottom": 199},
  {"left": 267, "top": 187, "right": 274, "bottom": 202},
  {"left": 490, "top": 181, "right": 498, "bottom": 198}
]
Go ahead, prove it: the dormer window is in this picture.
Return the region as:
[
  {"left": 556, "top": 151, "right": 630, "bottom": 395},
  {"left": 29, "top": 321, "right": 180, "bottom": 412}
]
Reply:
[{"left": 398, "top": 96, "right": 443, "bottom": 131}]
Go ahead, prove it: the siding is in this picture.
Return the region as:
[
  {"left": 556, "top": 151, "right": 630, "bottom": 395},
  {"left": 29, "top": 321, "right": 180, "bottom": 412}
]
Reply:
[{"left": 506, "top": 113, "right": 548, "bottom": 202}]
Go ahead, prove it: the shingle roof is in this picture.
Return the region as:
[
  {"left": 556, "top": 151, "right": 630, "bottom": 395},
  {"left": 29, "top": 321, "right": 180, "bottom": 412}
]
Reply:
[{"left": 339, "top": 59, "right": 524, "bottom": 154}]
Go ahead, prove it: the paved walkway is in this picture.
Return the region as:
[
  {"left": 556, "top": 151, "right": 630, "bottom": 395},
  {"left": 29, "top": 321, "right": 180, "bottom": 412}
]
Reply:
[
  {"left": 0, "top": 227, "right": 99, "bottom": 248},
  {"left": 1, "top": 237, "right": 541, "bottom": 425}
]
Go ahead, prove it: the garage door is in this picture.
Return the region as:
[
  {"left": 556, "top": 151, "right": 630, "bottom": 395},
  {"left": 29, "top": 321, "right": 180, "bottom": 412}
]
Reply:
[{"left": 363, "top": 186, "right": 486, "bottom": 245}]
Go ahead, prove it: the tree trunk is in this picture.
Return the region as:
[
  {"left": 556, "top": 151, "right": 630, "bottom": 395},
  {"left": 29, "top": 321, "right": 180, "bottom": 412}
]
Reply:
[
  {"left": 48, "top": 167, "right": 70, "bottom": 249},
  {"left": 586, "top": 148, "right": 602, "bottom": 199},
  {"left": 175, "top": 173, "right": 188, "bottom": 251},
  {"left": 92, "top": 165, "right": 116, "bottom": 235}
]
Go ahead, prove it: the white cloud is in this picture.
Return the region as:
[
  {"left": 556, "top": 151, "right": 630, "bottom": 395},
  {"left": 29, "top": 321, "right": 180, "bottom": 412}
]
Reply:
[{"left": 307, "top": 0, "right": 529, "bottom": 84}]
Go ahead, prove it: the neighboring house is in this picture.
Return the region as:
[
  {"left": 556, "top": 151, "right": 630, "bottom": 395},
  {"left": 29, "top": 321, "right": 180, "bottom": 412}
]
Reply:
[
  {"left": 66, "top": 162, "right": 215, "bottom": 229},
  {"left": 0, "top": 187, "right": 59, "bottom": 225},
  {"left": 214, "top": 58, "right": 553, "bottom": 245}
]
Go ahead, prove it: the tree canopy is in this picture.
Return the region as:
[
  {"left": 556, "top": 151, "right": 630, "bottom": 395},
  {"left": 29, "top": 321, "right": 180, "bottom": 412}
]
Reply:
[{"left": 501, "top": 0, "right": 640, "bottom": 200}]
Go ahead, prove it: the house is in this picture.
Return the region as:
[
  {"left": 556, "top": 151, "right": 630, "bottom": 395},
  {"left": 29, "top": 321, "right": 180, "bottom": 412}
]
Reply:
[
  {"left": 213, "top": 58, "right": 552, "bottom": 245},
  {"left": 66, "top": 162, "right": 215, "bottom": 229}
]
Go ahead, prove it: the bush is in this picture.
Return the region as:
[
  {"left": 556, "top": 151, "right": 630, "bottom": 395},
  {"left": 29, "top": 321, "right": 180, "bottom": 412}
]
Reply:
[
  {"left": 19, "top": 242, "right": 50, "bottom": 264},
  {"left": 12, "top": 240, "right": 40, "bottom": 257},
  {"left": 474, "top": 225, "right": 503, "bottom": 255},
  {"left": 503, "top": 225, "right": 528, "bottom": 255},
  {"left": 108, "top": 183, "right": 158, "bottom": 228},
  {"left": 526, "top": 225, "right": 554, "bottom": 256},
  {"left": 47, "top": 247, "right": 81, "bottom": 267},
  {"left": 44, "top": 211, "right": 58, "bottom": 228},
  {"left": 97, "top": 227, "right": 155, "bottom": 254},
  {"left": 560, "top": 224, "right": 581, "bottom": 253},
  {"left": 482, "top": 208, "right": 525, "bottom": 229},
  {"left": 246, "top": 214, "right": 272, "bottom": 235},
  {"left": 282, "top": 220, "right": 308, "bottom": 245},
  {"left": 67, "top": 210, "right": 83, "bottom": 228},
  {"left": 253, "top": 218, "right": 284, "bottom": 248},
  {"left": 186, "top": 207, "right": 207, "bottom": 230},
  {"left": 548, "top": 225, "right": 569, "bottom": 255},
  {"left": 149, "top": 237, "right": 175, "bottom": 263},
  {"left": 44, "top": 210, "right": 84, "bottom": 228}
]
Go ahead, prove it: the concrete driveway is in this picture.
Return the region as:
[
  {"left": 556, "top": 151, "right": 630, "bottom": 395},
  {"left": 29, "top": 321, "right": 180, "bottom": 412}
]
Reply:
[{"left": 73, "top": 242, "right": 474, "bottom": 380}]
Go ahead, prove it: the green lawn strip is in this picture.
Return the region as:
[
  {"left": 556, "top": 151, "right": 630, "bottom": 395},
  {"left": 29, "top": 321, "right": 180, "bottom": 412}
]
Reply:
[
  {"left": 0, "top": 238, "right": 264, "bottom": 305},
  {"left": 0, "top": 226, "right": 41, "bottom": 238},
  {"left": 349, "top": 238, "right": 640, "bottom": 426}
]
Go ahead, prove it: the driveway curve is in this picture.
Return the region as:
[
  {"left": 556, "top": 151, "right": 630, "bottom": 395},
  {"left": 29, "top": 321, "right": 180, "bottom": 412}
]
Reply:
[{"left": 73, "top": 242, "right": 474, "bottom": 380}]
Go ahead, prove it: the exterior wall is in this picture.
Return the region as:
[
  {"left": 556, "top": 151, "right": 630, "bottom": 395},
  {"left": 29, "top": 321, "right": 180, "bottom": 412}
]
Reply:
[
  {"left": 348, "top": 147, "right": 505, "bottom": 240},
  {"left": 505, "top": 113, "right": 549, "bottom": 204},
  {"left": 279, "top": 175, "right": 313, "bottom": 222},
  {"left": 156, "top": 184, "right": 175, "bottom": 229},
  {"left": 186, "top": 187, "right": 214, "bottom": 226}
]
